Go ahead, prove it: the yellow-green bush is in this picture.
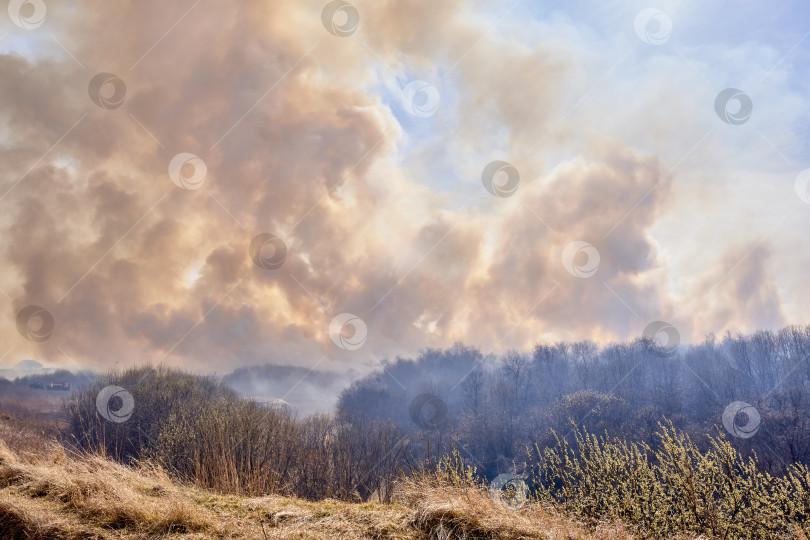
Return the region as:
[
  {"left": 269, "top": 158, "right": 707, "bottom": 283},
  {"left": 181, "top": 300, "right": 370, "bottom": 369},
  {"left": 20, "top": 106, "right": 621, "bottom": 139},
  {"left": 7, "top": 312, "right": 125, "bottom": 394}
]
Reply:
[{"left": 530, "top": 421, "right": 810, "bottom": 539}]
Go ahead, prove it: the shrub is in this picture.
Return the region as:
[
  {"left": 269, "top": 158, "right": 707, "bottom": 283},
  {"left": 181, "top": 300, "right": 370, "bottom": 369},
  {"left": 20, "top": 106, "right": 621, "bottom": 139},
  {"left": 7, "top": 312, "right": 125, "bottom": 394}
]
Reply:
[
  {"left": 65, "top": 366, "right": 404, "bottom": 500},
  {"left": 65, "top": 366, "right": 233, "bottom": 462},
  {"left": 530, "top": 420, "right": 810, "bottom": 539}
]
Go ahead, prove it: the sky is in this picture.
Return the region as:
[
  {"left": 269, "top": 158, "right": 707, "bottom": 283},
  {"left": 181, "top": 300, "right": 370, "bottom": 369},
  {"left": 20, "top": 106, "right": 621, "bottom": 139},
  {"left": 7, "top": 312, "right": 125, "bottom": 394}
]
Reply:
[{"left": 1, "top": 0, "right": 809, "bottom": 384}]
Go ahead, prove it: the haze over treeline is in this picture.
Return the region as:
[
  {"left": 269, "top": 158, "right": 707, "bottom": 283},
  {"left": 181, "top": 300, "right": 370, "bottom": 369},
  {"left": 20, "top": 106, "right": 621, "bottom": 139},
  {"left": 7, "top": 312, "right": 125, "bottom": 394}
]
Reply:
[
  {"left": 8, "top": 322, "right": 810, "bottom": 458},
  {"left": 336, "top": 324, "right": 810, "bottom": 478}
]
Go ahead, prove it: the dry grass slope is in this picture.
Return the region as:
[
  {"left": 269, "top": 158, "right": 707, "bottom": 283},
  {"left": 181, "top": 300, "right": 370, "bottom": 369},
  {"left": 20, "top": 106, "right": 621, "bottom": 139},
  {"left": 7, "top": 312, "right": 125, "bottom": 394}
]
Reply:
[{"left": 0, "top": 421, "right": 627, "bottom": 540}]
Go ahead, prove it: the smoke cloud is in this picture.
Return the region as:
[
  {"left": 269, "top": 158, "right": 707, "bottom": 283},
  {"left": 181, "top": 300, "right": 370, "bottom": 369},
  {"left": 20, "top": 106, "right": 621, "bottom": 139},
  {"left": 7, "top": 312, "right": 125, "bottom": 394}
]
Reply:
[{"left": 1, "top": 1, "right": 808, "bottom": 411}]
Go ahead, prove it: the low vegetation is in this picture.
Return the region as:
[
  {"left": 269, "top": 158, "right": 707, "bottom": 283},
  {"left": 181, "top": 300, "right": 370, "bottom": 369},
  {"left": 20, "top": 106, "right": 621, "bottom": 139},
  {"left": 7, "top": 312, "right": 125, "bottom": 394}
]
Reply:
[{"left": 1, "top": 415, "right": 620, "bottom": 539}]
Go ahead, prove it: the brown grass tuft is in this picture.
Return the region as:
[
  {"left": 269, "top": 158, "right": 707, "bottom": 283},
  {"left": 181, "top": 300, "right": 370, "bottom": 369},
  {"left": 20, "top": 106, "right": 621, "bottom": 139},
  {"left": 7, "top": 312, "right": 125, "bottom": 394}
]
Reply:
[
  {"left": 396, "top": 475, "right": 636, "bottom": 540},
  {"left": 0, "top": 438, "right": 216, "bottom": 538}
]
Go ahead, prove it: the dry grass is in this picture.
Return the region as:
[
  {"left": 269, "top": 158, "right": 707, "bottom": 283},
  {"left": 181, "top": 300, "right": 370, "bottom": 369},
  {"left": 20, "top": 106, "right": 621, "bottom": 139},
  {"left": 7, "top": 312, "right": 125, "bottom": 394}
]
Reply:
[
  {"left": 0, "top": 396, "right": 66, "bottom": 454},
  {"left": 0, "top": 416, "right": 631, "bottom": 540},
  {"left": 0, "top": 438, "right": 212, "bottom": 538},
  {"left": 396, "top": 477, "right": 636, "bottom": 540}
]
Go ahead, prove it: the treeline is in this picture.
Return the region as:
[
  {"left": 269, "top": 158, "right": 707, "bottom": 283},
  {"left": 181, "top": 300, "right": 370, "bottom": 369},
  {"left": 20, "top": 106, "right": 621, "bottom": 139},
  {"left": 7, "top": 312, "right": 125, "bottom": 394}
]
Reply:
[{"left": 337, "top": 325, "right": 810, "bottom": 478}]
